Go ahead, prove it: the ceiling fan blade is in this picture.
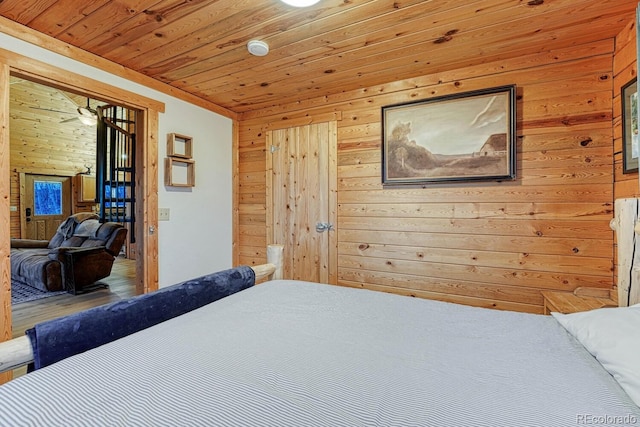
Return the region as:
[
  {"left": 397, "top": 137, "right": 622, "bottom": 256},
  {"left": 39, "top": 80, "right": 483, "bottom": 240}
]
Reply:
[
  {"left": 30, "top": 95, "right": 99, "bottom": 125},
  {"left": 29, "top": 106, "right": 75, "bottom": 115},
  {"left": 77, "top": 106, "right": 96, "bottom": 118}
]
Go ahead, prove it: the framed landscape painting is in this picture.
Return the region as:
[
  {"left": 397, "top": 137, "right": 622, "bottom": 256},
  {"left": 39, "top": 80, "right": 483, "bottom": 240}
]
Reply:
[{"left": 381, "top": 85, "right": 516, "bottom": 186}]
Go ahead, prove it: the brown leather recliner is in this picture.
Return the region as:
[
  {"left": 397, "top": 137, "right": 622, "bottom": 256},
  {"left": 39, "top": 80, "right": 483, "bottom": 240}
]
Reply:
[{"left": 10, "top": 213, "right": 128, "bottom": 294}]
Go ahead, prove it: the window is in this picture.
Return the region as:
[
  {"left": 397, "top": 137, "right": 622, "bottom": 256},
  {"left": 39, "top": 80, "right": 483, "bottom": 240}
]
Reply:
[
  {"left": 104, "top": 184, "right": 128, "bottom": 208},
  {"left": 33, "top": 181, "right": 63, "bottom": 215}
]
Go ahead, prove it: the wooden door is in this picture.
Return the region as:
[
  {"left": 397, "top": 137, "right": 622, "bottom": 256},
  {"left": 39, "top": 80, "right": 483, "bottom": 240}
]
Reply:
[
  {"left": 267, "top": 121, "right": 337, "bottom": 284},
  {"left": 23, "top": 174, "right": 72, "bottom": 240}
]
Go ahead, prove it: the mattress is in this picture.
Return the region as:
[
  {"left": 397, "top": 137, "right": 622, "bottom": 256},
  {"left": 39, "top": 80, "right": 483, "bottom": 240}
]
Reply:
[{"left": 0, "top": 280, "right": 639, "bottom": 426}]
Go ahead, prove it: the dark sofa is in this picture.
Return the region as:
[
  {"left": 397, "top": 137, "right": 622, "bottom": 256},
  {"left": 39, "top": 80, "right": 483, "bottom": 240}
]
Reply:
[{"left": 11, "top": 213, "right": 128, "bottom": 294}]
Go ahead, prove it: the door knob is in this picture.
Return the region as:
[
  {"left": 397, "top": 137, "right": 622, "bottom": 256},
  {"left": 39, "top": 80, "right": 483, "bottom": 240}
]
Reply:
[{"left": 315, "top": 222, "right": 334, "bottom": 233}]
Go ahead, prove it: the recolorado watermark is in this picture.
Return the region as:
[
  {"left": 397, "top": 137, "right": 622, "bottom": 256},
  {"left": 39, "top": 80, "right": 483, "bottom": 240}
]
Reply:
[{"left": 576, "top": 414, "right": 638, "bottom": 425}]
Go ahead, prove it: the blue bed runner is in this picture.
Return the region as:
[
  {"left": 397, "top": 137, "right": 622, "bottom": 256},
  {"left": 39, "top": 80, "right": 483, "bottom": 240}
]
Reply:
[{"left": 26, "top": 265, "right": 255, "bottom": 370}]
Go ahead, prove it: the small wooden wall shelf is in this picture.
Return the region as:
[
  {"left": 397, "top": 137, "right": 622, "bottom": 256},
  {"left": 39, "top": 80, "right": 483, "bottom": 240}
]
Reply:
[
  {"left": 167, "top": 133, "right": 193, "bottom": 159},
  {"left": 165, "top": 157, "right": 195, "bottom": 187},
  {"left": 165, "top": 133, "right": 195, "bottom": 187}
]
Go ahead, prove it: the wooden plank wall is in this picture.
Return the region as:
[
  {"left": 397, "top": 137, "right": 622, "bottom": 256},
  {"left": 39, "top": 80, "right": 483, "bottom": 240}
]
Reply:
[
  {"left": 9, "top": 78, "right": 97, "bottom": 238},
  {"left": 612, "top": 18, "right": 639, "bottom": 300},
  {"left": 237, "top": 38, "right": 623, "bottom": 314},
  {"left": 614, "top": 19, "right": 639, "bottom": 199}
]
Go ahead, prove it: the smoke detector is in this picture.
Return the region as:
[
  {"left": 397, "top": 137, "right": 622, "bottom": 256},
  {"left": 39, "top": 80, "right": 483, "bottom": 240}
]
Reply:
[{"left": 247, "top": 40, "right": 269, "bottom": 57}]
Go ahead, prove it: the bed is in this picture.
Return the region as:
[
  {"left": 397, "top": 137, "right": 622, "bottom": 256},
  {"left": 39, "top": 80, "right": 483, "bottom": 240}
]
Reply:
[{"left": 0, "top": 250, "right": 639, "bottom": 426}]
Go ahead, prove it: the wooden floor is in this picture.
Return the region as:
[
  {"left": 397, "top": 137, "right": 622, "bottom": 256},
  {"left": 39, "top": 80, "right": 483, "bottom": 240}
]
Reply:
[
  {"left": 11, "top": 256, "right": 137, "bottom": 338},
  {"left": 10, "top": 257, "right": 136, "bottom": 378}
]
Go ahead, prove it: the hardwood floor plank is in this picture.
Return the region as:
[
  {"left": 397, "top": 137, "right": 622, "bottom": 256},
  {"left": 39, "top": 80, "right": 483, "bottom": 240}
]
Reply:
[{"left": 11, "top": 257, "right": 136, "bottom": 339}]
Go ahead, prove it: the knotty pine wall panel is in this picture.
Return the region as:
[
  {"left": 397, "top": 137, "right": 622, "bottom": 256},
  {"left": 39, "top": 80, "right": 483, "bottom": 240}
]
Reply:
[
  {"left": 9, "top": 79, "right": 97, "bottom": 238},
  {"left": 613, "top": 19, "right": 639, "bottom": 199},
  {"left": 237, "top": 39, "right": 620, "bottom": 313}
]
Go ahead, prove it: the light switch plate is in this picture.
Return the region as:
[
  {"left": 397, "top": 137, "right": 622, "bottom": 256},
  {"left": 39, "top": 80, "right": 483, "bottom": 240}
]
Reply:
[{"left": 159, "top": 208, "right": 170, "bottom": 221}]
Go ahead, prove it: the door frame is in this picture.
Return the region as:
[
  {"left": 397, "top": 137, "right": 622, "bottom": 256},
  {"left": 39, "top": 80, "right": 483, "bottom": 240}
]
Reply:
[
  {"left": 0, "top": 49, "right": 163, "bottom": 382},
  {"left": 265, "top": 117, "right": 338, "bottom": 284}
]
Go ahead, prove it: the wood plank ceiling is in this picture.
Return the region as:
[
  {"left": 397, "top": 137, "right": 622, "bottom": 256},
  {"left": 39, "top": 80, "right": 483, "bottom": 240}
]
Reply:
[{"left": 0, "top": 0, "right": 636, "bottom": 114}]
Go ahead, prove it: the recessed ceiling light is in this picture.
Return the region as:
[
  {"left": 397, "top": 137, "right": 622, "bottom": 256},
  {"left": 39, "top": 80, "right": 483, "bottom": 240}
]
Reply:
[
  {"left": 280, "top": 0, "right": 321, "bottom": 6},
  {"left": 247, "top": 40, "right": 269, "bottom": 57}
]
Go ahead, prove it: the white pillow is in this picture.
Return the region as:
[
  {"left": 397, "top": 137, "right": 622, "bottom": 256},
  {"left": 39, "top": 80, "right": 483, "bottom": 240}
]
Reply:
[{"left": 552, "top": 305, "right": 640, "bottom": 407}]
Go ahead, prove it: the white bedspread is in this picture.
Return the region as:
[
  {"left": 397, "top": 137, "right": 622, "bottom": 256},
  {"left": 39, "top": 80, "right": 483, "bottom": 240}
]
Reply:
[{"left": 1, "top": 280, "right": 639, "bottom": 426}]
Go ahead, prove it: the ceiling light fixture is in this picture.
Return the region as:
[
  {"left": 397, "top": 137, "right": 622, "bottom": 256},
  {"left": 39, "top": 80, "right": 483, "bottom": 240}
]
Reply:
[
  {"left": 280, "top": 0, "right": 321, "bottom": 7},
  {"left": 247, "top": 39, "right": 269, "bottom": 57},
  {"left": 78, "top": 113, "right": 97, "bottom": 126},
  {"left": 77, "top": 106, "right": 97, "bottom": 126}
]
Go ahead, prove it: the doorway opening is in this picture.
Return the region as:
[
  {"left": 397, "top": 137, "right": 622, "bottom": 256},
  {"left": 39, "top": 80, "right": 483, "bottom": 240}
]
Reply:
[
  {"left": 0, "top": 51, "right": 161, "bottom": 384},
  {"left": 8, "top": 77, "right": 138, "bottom": 343}
]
